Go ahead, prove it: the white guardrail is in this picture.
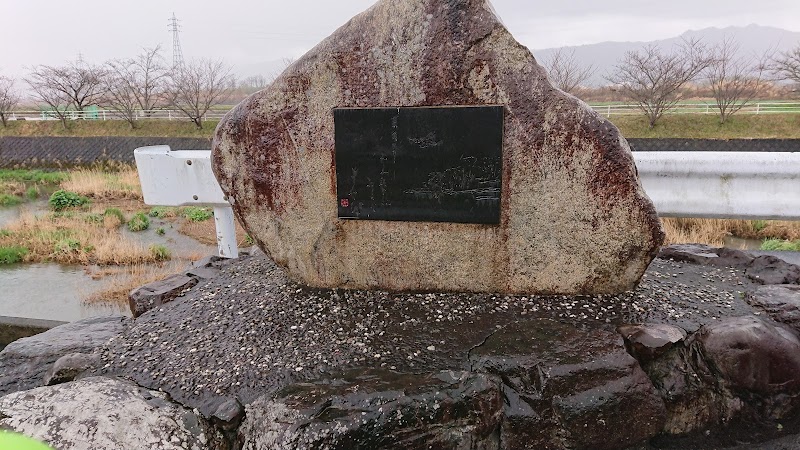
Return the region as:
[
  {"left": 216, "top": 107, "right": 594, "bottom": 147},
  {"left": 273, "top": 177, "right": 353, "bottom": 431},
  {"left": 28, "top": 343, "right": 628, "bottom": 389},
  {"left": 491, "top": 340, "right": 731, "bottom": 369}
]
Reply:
[
  {"left": 7, "top": 102, "right": 800, "bottom": 121},
  {"left": 134, "top": 146, "right": 238, "bottom": 259},
  {"left": 133, "top": 147, "right": 800, "bottom": 259}
]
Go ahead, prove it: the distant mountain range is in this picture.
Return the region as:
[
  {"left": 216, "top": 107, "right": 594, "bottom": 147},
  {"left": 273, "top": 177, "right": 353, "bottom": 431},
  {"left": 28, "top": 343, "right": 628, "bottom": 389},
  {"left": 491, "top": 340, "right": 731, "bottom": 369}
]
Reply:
[
  {"left": 532, "top": 24, "right": 800, "bottom": 86},
  {"left": 235, "top": 25, "right": 800, "bottom": 88}
]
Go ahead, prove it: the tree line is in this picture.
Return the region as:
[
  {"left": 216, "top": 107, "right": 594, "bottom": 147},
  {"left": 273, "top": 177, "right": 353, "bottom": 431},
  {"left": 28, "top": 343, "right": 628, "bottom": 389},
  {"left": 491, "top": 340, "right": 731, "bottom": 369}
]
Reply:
[
  {"left": 544, "top": 39, "right": 800, "bottom": 127},
  {"left": 0, "top": 46, "right": 242, "bottom": 130},
  {"left": 1, "top": 40, "right": 799, "bottom": 130}
]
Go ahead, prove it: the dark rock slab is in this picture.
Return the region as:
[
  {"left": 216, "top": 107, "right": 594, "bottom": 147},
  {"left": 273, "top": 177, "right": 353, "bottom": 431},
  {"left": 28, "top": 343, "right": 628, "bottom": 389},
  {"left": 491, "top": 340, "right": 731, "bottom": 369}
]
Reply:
[
  {"left": 470, "top": 320, "right": 666, "bottom": 450},
  {"left": 658, "top": 244, "right": 754, "bottom": 268},
  {"left": 747, "top": 285, "right": 800, "bottom": 333},
  {"left": 240, "top": 370, "right": 503, "bottom": 449},
  {"left": 129, "top": 273, "right": 198, "bottom": 318},
  {"left": 746, "top": 255, "right": 800, "bottom": 286},
  {"left": 0, "top": 316, "right": 129, "bottom": 396}
]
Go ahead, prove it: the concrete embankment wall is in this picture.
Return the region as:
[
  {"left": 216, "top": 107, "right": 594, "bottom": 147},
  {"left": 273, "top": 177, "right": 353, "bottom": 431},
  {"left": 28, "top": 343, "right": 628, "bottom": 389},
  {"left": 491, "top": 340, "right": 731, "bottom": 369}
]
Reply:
[
  {"left": 0, "top": 137, "right": 798, "bottom": 169},
  {"left": 0, "top": 137, "right": 211, "bottom": 168}
]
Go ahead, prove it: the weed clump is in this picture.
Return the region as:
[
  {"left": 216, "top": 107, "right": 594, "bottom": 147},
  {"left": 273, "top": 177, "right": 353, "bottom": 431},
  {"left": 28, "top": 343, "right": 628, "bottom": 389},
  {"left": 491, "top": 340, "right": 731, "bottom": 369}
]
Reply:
[
  {"left": 25, "top": 186, "right": 39, "bottom": 200},
  {"left": 149, "top": 244, "right": 171, "bottom": 261},
  {"left": 0, "top": 246, "right": 28, "bottom": 264},
  {"left": 182, "top": 207, "right": 213, "bottom": 222},
  {"left": 49, "top": 190, "right": 89, "bottom": 211},
  {"left": 149, "top": 206, "right": 178, "bottom": 218},
  {"left": 0, "top": 194, "right": 22, "bottom": 206},
  {"left": 156, "top": 227, "right": 166, "bottom": 236},
  {"left": 127, "top": 212, "right": 150, "bottom": 232}
]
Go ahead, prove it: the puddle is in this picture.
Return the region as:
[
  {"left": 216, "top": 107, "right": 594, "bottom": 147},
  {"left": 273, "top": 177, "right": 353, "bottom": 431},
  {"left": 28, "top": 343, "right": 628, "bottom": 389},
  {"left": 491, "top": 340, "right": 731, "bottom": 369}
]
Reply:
[
  {"left": 0, "top": 203, "right": 216, "bottom": 324},
  {"left": 122, "top": 216, "right": 216, "bottom": 259},
  {"left": 723, "top": 236, "right": 763, "bottom": 251},
  {"left": 0, "top": 263, "right": 129, "bottom": 322},
  {"left": 0, "top": 200, "right": 48, "bottom": 229}
]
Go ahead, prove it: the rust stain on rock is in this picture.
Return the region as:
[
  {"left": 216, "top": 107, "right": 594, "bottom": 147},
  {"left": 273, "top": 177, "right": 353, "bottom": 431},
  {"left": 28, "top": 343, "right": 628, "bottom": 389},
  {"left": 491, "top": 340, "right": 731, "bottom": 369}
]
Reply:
[{"left": 211, "top": 0, "right": 664, "bottom": 295}]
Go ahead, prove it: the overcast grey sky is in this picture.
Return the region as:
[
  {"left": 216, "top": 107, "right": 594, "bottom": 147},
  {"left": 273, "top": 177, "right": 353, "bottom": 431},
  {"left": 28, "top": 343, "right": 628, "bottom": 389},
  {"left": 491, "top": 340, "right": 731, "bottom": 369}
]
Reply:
[{"left": 2, "top": 0, "right": 799, "bottom": 79}]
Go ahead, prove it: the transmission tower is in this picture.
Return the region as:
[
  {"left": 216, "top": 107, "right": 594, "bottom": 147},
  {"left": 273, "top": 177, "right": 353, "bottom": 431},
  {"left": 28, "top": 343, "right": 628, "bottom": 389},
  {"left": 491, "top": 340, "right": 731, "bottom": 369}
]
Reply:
[{"left": 168, "top": 13, "right": 185, "bottom": 70}]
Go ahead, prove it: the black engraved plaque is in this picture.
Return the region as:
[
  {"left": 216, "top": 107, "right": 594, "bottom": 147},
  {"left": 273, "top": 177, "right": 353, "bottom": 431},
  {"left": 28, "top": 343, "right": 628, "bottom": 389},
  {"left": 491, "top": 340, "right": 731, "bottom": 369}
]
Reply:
[{"left": 334, "top": 106, "right": 503, "bottom": 224}]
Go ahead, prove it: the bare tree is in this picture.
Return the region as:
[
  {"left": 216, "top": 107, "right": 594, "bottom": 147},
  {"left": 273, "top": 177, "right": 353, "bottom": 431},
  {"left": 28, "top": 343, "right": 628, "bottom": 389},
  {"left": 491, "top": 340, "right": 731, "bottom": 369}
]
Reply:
[
  {"left": 606, "top": 39, "right": 712, "bottom": 127},
  {"left": 0, "top": 75, "right": 20, "bottom": 127},
  {"left": 104, "top": 46, "right": 171, "bottom": 128},
  {"left": 26, "top": 58, "right": 107, "bottom": 118},
  {"left": 167, "top": 59, "right": 234, "bottom": 129},
  {"left": 25, "top": 71, "right": 73, "bottom": 128},
  {"left": 707, "top": 38, "right": 768, "bottom": 124},
  {"left": 771, "top": 43, "right": 800, "bottom": 87},
  {"left": 542, "top": 49, "right": 596, "bottom": 95}
]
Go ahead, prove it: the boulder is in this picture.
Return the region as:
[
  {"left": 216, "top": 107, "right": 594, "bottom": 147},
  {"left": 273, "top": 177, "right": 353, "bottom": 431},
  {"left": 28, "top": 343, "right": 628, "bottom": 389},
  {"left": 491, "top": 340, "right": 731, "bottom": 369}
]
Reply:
[
  {"left": 696, "top": 315, "right": 800, "bottom": 395},
  {"left": 618, "top": 323, "right": 687, "bottom": 363},
  {"left": 212, "top": 0, "right": 663, "bottom": 295},
  {"left": 746, "top": 285, "right": 800, "bottom": 333},
  {"left": 0, "top": 316, "right": 129, "bottom": 396},
  {"left": 0, "top": 376, "right": 222, "bottom": 450}
]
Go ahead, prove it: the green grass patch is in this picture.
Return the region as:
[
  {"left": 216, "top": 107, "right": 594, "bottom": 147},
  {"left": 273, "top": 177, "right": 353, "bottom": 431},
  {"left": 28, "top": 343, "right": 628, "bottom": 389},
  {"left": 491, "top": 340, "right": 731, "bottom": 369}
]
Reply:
[
  {"left": 609, "top": 114, "right": 800, "bottom": 139},
  {"left": 103, "top": 207, "right": 125, "bottom": 223},
  {"left": 182, "top": 206, "right": 213, "bottom": 222},
  {"left": 0, "top": 194, "right": 22, "bottom": 206},
  {"left": 156, "top": 227, "right": 166, "bottom": 236},
  {"left": 49, "top": 190, "right": 90, "bottom": 211},
  {"left": 0, "top": 169, "right": 67, "bottom": 184},
  {"left": 148, "top": 206, "right": 179, "bottom": 218},
  {"left": 761, "top": 239, "right": 800, "bottom": 252},
  {"left": 127, "top": 212, "right": 150, "bottom": 232},
  {"left": 149, "top": 244, "right": 171, "bottom": 261},
  {"left": 0, "top": 246, "right": 28, "bottom": 264},
  {"left": 25, "top": 186, "right": 40, "bottom": 200}
]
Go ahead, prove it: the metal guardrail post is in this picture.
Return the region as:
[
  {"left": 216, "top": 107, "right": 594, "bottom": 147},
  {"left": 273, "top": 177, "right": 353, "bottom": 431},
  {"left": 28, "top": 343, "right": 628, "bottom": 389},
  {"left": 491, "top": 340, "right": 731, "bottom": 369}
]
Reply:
[{"left": 134, "top": 145, "right": 238, "bottom": 258}]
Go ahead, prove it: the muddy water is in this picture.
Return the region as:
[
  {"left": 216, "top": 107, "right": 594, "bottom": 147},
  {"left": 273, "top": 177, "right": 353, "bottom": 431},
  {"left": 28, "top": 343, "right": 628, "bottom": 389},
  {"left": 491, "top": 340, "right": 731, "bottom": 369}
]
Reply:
[
  {"left": 0, "top": 204, "right": 216, "bottom": 323},
  {"left": 723, "top": 236, "right": 764, "bottom": 251},
  {"left": 0, "top": 263, "right": 128, "bottom": 321}
]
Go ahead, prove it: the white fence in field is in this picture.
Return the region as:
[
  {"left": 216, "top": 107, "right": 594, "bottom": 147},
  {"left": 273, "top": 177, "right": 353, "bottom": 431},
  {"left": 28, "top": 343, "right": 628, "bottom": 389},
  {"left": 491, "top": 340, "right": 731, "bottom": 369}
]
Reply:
[
  {"left": 590, "top": 102, "right": 800, "bottom": 117},
  {"left": 5, "top": 102, "right": 800, "bottom": 121},
  {"left": 133, "top": 147, "right": 800, "bottom": 259},
  {"left": 4, "top": 109, "right": 231, "bottom": 121}
]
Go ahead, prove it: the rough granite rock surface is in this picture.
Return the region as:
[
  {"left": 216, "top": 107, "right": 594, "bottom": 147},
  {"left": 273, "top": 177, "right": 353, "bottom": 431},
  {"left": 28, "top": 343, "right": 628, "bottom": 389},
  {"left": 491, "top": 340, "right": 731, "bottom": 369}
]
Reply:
[
  {"left": 0, "top": 377, "right": 222, "bottom": 450},
  {"left": 211, "top": 0, "right": 663, "bottom": 295}
]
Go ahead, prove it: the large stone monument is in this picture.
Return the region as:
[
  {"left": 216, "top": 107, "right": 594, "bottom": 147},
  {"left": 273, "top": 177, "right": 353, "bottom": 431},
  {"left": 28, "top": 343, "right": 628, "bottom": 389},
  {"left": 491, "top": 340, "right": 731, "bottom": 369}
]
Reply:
[{"left": 212, "top": 0, "right": 664, "bottom": 294}]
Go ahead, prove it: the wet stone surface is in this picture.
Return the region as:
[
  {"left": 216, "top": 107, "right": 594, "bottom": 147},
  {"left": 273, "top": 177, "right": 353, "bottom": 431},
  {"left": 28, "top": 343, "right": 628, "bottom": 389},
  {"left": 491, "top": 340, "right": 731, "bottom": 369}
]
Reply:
[{"left": 97, "top": 253, "right": 762, "bottom": 421}]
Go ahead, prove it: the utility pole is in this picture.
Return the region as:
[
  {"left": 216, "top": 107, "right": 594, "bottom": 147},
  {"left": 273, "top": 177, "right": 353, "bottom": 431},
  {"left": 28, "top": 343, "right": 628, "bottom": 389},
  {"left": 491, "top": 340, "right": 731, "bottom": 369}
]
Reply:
[{"left": 168, "top": 13, "right": 185, "bottom": 71}]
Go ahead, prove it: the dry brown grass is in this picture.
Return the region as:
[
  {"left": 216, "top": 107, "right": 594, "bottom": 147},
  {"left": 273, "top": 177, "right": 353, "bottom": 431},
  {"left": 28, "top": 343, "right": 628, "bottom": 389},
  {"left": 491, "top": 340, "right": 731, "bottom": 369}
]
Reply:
[
  {"left": 178, "top": 217, "right": 250, "bottom": 247},
  {"left": 0, "top": 210, "right": 162, "bottom": 265},
  {"left": 662, "top": 218, "right": 800, "bottom": 246},
  {"left": 60, "top": 167, "right": 142, "bottom": 200},
  {"left": 85, "top": 261, "right": 188, "bottom": 303}
]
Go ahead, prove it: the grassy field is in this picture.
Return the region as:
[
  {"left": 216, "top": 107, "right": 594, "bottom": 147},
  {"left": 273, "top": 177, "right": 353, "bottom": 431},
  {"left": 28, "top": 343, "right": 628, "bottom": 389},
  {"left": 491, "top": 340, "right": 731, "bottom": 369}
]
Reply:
[
  {"left": 1, "top": 113, "right": 799, "bottom": 140},
  {"left": 610, "top": 114, "right": 800, "bottom": 139},
  {"left": 0, "top": 120, "right": 219, "bottom": 138}
]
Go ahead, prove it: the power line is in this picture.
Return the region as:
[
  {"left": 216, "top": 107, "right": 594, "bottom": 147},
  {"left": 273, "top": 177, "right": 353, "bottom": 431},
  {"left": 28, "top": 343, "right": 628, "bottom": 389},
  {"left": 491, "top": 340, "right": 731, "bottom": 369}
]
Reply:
[{"left": 168, "top": 13, "right": 185, "bottom": 70}]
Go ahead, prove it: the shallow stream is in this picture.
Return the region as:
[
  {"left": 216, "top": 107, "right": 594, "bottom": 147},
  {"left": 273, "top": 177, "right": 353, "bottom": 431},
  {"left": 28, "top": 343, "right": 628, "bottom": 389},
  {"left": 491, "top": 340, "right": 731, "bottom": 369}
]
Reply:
[{"left": 0, "top": 202, "right": 215, "bottom": 323}]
